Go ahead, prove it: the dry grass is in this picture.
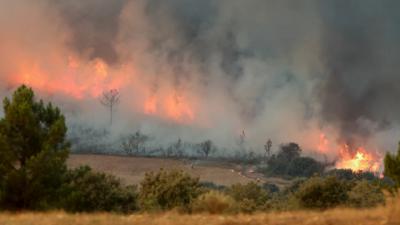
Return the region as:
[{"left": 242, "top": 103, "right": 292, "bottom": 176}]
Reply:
[
  {"left": 1, "top": 195, "right": 399, "bottom": 225},
  {"left": 67, "top": 154, "right": 291, "bottom": 187}
]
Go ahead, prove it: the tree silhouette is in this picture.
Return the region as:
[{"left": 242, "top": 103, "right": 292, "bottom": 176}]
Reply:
[
  {"left": 100, "top": 89, "right": 120, "bottom": 126},
  {"left": 264, "top": 139, "right": 272, "bottom": 159}
]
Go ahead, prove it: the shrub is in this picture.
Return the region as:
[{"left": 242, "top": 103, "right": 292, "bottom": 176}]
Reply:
[
  {"left": 295, "top": 176, "right": 350, "bottom": 209},
  {"left": 62, "top": 166, "right": 138, "bottom": 213},
  {"left": 138, "top": 169, "right": 202, "bottom": 211},
  {"left": 325, "top": 169, "right": 378, "bottom": 181},
  {"left": 200, "top": 181, "right": 226, "bottom": 191},
  {"left": 192, "top": 191, "right": 236, "bottom": 214},
  {"left": 262, "top": 143, "right": 326, "bottom": 178},
  {"left": 384, "top": 143, "right": 400, "bottom": 187},
  {"left": 262, "top": 183, "right": 280, "bottom": 193},
  {"left": 347, "top": 180, "right": 385, "bottom": 208},
  {"left": 226, "top": 182, "right": 268, "bottom": 213},
  {"left": 286, "top": 157, "right": 325, "bottom": 177},
  {"left": 0, "top": 85, "right": 69, "bottom": 210}
]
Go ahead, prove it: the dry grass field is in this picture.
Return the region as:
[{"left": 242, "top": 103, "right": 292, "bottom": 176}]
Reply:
[
  {"left": 67, "top": 154, "right": 291, "bottom": 187},
  {"left": 1, "top": 199, "right": 399, "bottom": 225}
]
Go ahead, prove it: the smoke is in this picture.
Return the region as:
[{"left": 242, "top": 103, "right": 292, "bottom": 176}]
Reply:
[
  {"left": 318, "top": 1, "right": 400, "bottom": 150},
  {"left": 0, "top": 0, "right": 399, "bottom": 156}
]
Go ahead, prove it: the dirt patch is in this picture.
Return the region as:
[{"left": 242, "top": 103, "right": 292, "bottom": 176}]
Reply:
[{"left": 68, "top": 154, "right": 260, "bottom": 186}]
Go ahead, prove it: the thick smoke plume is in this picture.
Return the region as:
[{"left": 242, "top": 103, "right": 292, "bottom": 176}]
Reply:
[{"left": 0, "top": 0, "right": 399, "bottom": 159}]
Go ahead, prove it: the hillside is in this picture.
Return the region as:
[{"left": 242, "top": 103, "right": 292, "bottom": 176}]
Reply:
[{"left": 67, "top": 154, "right": 291, "bottom": 187}]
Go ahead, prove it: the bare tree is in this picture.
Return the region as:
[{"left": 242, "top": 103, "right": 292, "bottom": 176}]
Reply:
[
  {"left": 121, "top": 131, "right": 149, "bottom": 156},
  {"left": 100, "top": 89, "right": 120, "bottom": 126},
  {"left": 167, "top": 138, "right": 184, "bottom": 158},
  {"left": 197, "top": 140, "right": 215, "bottom": 158},
  {"left": 264, "top": 139, "right": 272, "bottom": 159}
]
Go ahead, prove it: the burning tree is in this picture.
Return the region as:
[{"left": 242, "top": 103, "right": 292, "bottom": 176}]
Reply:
[{"left": 100, "top": 89, "right": 120, "bottom": 126}]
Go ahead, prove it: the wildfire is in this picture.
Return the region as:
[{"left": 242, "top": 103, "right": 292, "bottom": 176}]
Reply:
[
  {"left": 143, "top": 91, "right": 195, "bottom": 124},
  {"left": 336, "top": 145, "right": 381, "bottom": 172},
  {"left": 316, "top": 132, "right": 381, "bottom": 173}
]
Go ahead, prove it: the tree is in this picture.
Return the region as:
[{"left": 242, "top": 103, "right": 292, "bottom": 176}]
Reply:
[
  {"left": 121, "top": 131, "right": 149, "bottom": 156},
  {"left": 264, "top": 139, "right": 272, "bottom": 159},
  {"left": 166, "top": 138, "right": 184, "bottom": 158},
  {"left": 384, "top": 143, "right": 400, "bottom": 187},
  {"left": 279, "top": 142, "right": 302, "bottom": 161},
  {"left": 0, "top": 85, "right": 69, "bottom": 209},
  {"left": 197, "top": 140, "right": 215, "bottom": 158},
  {"left": 100, "top": 89, "right": 120, "bottom": 126}
]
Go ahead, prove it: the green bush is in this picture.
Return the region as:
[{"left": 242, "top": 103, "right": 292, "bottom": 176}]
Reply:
[
  {"left": 226, "top": 182, "right": 269, "bottom": 213},
  {"left": 62, "top": 166, "right": 138, "bottom": 213},
  {"left": 347, "top": 180, "right": 385, "bottom": 208},
  {"left": 192, "top": 191, "right": 236, "bottom": 214},
  {"left": 138, "top": 169, "right": 202, "bottom": 211},
  {"left": 294, "top": 176, "right": 350, "bottom": 209}
]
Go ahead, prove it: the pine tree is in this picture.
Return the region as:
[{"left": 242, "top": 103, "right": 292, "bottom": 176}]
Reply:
[{"left": 0, "top": 85, "right": 69, "bottom": 209}]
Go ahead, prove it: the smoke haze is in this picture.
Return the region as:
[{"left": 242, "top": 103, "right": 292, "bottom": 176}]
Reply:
[{"left": 1, "top": 0, "right": 399, "bottom": 158}]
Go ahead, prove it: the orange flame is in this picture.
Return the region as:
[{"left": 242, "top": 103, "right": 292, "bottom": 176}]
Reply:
[
  {"left": 143, "top": 91, "right": 195, "bottom": 124},
  {"left": 336, "top": 145, "right": 381, "bottom": 172},
  {"left": 315, "top": 132, "right": 381, "bottom": 173}
]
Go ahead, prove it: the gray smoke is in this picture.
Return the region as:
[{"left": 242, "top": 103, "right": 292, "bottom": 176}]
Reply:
[{"left": 0, "top": 0, "right": 399, "bottom": 156}]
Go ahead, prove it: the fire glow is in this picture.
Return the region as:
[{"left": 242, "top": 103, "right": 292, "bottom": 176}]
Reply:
[{"left": 317, "top": 132, "right": 382, "bottom": 173}]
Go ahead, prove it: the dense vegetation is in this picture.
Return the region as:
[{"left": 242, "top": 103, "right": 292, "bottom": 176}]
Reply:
[{"left": 0, "top": 85, "right": 398, "bottom": 214}]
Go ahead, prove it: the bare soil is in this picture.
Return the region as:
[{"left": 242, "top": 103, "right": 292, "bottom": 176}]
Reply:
[{"left": 67, "top": 154, "right": 291, "bottom": 187}]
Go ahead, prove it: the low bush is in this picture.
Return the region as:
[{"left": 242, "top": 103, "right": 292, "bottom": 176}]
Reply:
[
  {"left": 294, "top": 176, "right": 350, "bottom": 209},
  {"left": 192, "top": 191, "right": 236, "bottom": 214},
  {"left": 226, "top": 182, "right": 269, "bottom": 213},
  {"left": 62, "top": 166, "right": 138, "bottom": 213},
  {"left": 138, "top": 169, "right": 202, "bottom": 211},
  {"left": 347, "top": 180, "right": 385, "bottom": 208}
]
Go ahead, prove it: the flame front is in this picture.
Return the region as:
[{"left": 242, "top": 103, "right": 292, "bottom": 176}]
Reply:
[
  {"left": 316, "top": 132, "right": 382, "bottom": 173},
  {"left": 336, "top": 145, "right": 381, "bottom": 172},
  {"left": 143, "top": 92, "right": 195, "bottom": 124}
]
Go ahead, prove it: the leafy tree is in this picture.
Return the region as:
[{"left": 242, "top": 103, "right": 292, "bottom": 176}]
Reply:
[
  {"left": 62, "top": 166, "right": 138, "bottom": 213},
  {"left": 262, "top": 142, "right": 325, "bottom": 178},
  {"left": 0, "top": 85, "right": 69, "bottom": 209},
  {"left": 384, "top": 143, "right": 400, "bottom": 187},
  {"left": 286, "top": 157, "right": 325, "bottom": 177},
  {"left": 279, "top": 142, "right": 302, "bottom": 161},
  {"left": 138, "top": 169, "right": 202, "bottom": 211}
]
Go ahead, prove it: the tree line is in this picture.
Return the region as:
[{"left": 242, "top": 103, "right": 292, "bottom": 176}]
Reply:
[{"left": 0, "top": 85, "right": 399, "bottom": 213}]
